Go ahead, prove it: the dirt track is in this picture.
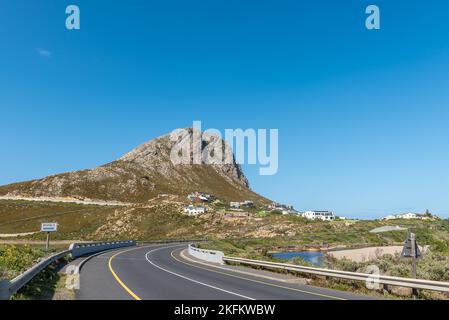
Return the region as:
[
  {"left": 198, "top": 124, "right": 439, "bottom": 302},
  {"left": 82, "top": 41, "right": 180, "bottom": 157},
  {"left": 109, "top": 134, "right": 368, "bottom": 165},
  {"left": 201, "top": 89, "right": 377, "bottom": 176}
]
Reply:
[{"left": 0, "top": 240, "right": 86, "bottom": 245}]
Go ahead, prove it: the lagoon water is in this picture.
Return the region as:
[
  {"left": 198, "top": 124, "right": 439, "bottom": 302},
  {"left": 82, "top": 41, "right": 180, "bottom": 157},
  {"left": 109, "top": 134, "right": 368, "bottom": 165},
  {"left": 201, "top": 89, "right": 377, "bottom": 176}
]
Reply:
[{"left": 272, "top": 251, "right": 325, "bottom": 267}]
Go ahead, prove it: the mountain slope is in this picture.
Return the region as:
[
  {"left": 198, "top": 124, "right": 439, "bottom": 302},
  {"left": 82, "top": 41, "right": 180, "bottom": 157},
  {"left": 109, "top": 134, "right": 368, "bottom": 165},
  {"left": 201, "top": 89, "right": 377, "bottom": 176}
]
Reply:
[{"left": 0, "top": 129, "right": 267, "bottom": 204}]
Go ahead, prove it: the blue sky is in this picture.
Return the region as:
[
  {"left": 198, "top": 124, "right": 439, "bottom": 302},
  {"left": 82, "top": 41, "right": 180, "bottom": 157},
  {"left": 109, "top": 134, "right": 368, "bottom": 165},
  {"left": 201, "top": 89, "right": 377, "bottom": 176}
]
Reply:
[{"left": 1, "top": 1, "right": 448, "bottom": 219}]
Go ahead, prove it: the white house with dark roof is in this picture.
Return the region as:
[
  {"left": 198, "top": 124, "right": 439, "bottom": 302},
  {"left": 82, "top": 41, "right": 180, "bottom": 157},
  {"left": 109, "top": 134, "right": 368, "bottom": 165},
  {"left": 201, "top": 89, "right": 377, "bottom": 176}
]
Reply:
[
  {"left": 382, "top": 213, "right": 419, "bottom": 220},
  {"left": 302, "top": 210, "right": 336, "bottom": 221}
]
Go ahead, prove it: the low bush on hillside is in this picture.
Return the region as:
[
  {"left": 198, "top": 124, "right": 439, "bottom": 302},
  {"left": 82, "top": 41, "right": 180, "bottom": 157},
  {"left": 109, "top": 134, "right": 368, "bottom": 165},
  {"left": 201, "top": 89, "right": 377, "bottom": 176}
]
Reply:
[
  {"left": 0, "top": 245, "right": 47, "bottom": 280},
  {"left": 0, "top": 245, "right": 71, "bottom": 299},
  {"left": 11, "top": 262, "right": 66, "bottom": 300},
  {"left": 326, "top": 252, "right": 449, "bottom": 282}
]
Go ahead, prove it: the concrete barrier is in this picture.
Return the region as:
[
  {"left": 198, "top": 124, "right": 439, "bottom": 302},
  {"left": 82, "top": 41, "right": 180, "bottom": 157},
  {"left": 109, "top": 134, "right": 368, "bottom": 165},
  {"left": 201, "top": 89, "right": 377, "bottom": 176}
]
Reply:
[
  {"left": 70, "top": 241, "right": 136, "bottom": 258},
  {"left": 188, "top": 244, "right": 224, "bottom": 264}
]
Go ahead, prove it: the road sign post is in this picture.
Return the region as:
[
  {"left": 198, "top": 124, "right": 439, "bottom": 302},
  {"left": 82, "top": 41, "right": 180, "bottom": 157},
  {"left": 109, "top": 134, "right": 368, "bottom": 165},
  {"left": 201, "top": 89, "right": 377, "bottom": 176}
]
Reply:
[
  {"left": 402, "top": 230, "right": 421, "bottom": 298},
  {"left": 410, "top": 232, "right": 417, "bottom": 280},
  {"left": 46, "top": 232, "right": 50, "bottom": 251},
  {"left": 41, "top": 223, "right": 58, "bottom": 251}
]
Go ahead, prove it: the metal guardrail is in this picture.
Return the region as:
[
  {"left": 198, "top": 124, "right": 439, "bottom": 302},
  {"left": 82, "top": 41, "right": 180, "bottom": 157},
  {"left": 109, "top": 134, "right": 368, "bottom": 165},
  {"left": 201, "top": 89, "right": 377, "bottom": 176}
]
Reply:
[
  {"left": 70, "top": 240, "right": 136, "bottom": 258},
  {"left": 223, "top": 256, "right": 449, "bottom": 293},
  {"left": 0, "top": 240, "right": 136, "bottom": 300},
  {"left": 2, "top": 249, "right": 72, "bottom": 300},
  {"left": 0, "top": 250, "right": 70, "bottom": 300}
]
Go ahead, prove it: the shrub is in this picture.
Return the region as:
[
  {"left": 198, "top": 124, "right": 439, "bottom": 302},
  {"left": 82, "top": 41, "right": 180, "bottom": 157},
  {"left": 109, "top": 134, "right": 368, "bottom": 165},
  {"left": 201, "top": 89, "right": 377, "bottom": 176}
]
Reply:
[{"left": 0, "top": 245, "right": 46, "bottom": 279}]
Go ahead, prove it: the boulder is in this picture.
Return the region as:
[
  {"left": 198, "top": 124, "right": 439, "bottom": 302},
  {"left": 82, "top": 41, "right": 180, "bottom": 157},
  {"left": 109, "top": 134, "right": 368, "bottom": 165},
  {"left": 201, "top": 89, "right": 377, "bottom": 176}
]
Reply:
[{"left": 389, "top": 285, "right": 413, "bottom": 297}]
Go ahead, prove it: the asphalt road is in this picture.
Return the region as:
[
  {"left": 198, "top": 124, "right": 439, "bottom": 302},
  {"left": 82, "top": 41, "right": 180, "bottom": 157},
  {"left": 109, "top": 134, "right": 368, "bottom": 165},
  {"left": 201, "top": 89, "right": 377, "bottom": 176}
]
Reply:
[{"left": 75, "top": 243, "right": 373, "bottom": 300}]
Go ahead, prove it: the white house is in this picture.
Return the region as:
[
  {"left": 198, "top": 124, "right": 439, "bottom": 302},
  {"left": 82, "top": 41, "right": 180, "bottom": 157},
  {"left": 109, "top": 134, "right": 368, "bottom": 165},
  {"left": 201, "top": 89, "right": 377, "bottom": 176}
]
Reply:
[
  {"left": 303, "top": 211, "right": 336, "bottom": 221},
  {"left": 281, "top": 209, "right": 300, "bottom": 215},
  {"left": 382, "top": 213, "right": 418, "bottom": 220},
  {"left": 187, "top": 192, "right": 215, "bottom": 203},
  {"left": 399, "top": 213, "right": 417, "bottom": 219},
  {"left": 242, "top": 200, "right": 254, "bottom": 208},
  {"left": 230, "top": 202, "right": 241, "bottom": 209},
  {"left": 268, "top": 202, "right": 298, "bottom": 215},
  {"left": 183, "top": 205, "right": 206, "bottom": 216}
]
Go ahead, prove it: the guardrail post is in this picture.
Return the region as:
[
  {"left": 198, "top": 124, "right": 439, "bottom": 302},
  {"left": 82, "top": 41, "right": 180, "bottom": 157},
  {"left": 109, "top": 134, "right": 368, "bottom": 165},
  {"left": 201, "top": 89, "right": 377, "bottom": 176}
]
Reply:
[{"left": 0, "top": 280, "right": 11, "bottom": 300}]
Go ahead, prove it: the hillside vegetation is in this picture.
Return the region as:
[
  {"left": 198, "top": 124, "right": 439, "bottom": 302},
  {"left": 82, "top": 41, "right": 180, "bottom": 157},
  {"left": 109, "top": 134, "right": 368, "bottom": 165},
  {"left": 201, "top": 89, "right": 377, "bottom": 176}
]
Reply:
[
  {"left": 2, "top": 199, "right": 448, "bottom": 251},
  {"left": 0, "top": 245, "right": 51, "bottom": 280},
  {"left": 0, "top": 200, "right": 116, "bottom": 239}
]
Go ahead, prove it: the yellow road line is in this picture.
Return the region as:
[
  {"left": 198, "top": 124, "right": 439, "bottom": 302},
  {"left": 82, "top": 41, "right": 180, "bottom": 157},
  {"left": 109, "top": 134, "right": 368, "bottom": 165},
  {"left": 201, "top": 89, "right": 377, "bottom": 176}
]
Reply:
[
  {"left": 108, "top": 247, "right": 144, "bottom": 300},
  {"left": 170, "top": 248, "right": 346, "bottom": 301}
]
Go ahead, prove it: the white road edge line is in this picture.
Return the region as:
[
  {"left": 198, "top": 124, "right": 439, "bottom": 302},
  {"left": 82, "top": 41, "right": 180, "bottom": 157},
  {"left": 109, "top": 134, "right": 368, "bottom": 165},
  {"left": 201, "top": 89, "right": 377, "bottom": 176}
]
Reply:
[{"left": 144, "top": 245, "right": 256, "bottom": 301}]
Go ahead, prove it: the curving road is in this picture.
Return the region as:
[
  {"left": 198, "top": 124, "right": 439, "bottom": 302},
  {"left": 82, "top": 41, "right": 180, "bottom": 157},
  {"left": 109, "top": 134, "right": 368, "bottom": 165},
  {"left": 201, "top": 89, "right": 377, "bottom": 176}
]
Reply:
[{"left": 74, "top": 243, "right": 373, "bottom": 300}]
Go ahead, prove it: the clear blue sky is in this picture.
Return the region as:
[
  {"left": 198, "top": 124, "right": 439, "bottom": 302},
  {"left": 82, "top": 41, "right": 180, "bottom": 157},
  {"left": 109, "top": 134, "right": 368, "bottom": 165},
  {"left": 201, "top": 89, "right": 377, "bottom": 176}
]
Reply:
[{"left": 1, "top": 1, "right": 448, "bottom": 219}]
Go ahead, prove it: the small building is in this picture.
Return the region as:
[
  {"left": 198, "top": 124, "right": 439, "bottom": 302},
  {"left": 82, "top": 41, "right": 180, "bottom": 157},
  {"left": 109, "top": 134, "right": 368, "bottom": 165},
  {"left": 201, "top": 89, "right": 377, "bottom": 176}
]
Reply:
[
  {"left": 268, "top": 202, "right": 298, "bottom": 214},
  {"left": 267, "top": 201, "right": 299, "bottom": 216},
  {"left": 187, "top": 194, "right": 199, "bottom": 202},
  {"left": 183, "top": 205, "right": 206, "bottom": 216},
  {"left": 230, "top": 202, "right": 241, "bottom": 209},
  {"left": 399, "top": 213, "right": 417, "bottom": 219},
  {"left": 268, "top": 202, "right": 282, "bottom": 211},
  {"left": 285, "top": 208, "right": 300, "bottom": 215},
  {"left": 187, "top": 192, "right": 215, "bottom": 203},
  {"left": 242, "top": 200, "right": 254, "bottom": 208},
  {"left": 303, "top": 210, "right": 336, "bottom": 221},
  {"left": 382, "top": 213, "right": 419, "bottom": 220}
]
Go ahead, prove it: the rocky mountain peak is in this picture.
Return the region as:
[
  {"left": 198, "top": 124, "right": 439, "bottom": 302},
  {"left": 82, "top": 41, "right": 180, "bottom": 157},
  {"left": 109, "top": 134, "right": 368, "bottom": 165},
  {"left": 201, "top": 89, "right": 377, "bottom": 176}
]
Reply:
[
  {"left": 0, "top": 129, "right": 259, "bottom": 203},
  {"left": 119, "top": 129, "right": 249, "bottom": 188}
]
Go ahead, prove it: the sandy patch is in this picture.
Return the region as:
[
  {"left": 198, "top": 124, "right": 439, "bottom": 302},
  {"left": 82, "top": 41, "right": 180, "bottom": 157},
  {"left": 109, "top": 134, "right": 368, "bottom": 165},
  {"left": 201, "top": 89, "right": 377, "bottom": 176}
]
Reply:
[
  {"left": 329, "top": 246, "right": 427, "bottom": 263},
  {"left": 0, "top": 232, "right": 38, "bottom": 238},
  {"left": 0, "top": 195, "right": 131, "bottom": 207}
]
